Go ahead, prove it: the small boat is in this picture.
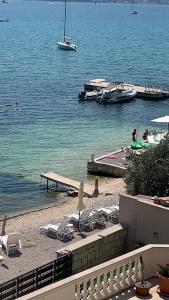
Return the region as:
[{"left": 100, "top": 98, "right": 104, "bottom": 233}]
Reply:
[
  {"left": 84, "top": 79, "right": 110, "bottom": 91},
  {"left": 2, "top": 0, "right": 9, "bottom": 3},
  {"left": 78, "top": 90, "right": 103, "bottom": 101},
  {"left": 58, "top": 0, "right": 77, "bottom": 51},
  {"left": 97, "top": 89, "right": 137, "bottom": 104},
  {"left": 130, "top": 11, "right": 138, "bottom": 15},
  {"left": 0, "top": 18, "right": 9, "bottom": 22},
  {"left": 58, "top": 37, "right": 77, "bottom": 51}
]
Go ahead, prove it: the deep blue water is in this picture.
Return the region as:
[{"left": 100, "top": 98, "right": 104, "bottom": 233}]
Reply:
[{"left": 0, "top": 0, "right": 169, "bottom": 214}]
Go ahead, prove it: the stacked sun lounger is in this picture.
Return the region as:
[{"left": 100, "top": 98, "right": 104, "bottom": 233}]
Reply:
[
  {"left": 68, "top": 209, "right": 105, "bottom": 231},
  {"left": 96, "top": 205, "right": 119, "bottom": 223},
  {"left": 40, "top": 218, "right": 74, "bottom": 241}
]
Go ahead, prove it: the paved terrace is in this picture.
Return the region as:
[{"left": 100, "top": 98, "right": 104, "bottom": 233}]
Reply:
[{"left": 98, "top": 150, "right": 130, "bottom": 168}]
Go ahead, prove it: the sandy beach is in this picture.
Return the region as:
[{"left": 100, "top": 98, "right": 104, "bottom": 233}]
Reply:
[{"left": 0, "top": 178, "right": 125, "bottom": 283}]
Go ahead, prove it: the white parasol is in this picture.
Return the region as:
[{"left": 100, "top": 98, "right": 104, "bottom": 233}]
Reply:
[
  {"left": 152, "top": 116, "right": 169, "bottom": 132},
  {"left": 92, "top": 178, "right": 99, "bottom": 198},
  {"left": 1, "top": 214, "right": 7, "bottom": 236}
]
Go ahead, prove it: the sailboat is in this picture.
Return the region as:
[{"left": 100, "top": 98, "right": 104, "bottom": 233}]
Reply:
[{"left": 58, "top": 0, "right": 77, "bottom": 51}]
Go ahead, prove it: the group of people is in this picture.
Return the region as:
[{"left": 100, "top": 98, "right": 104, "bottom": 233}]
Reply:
[{"left": 132, "top": 128, "right": 150, "bottom": 142}]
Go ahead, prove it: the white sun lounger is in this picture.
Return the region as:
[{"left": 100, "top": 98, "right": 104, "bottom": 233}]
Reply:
[
  {"left": 40, "top": 218, "right": 74, "bottom": 241},
  {"left": 0, "top": 233, "right": 23, "bottom": 256},
  {"left": 68, "top": 209, "right": 105, "bottom": 231},
  {"left": 96, "top": 205, "right": 119, "bottom": 223}
]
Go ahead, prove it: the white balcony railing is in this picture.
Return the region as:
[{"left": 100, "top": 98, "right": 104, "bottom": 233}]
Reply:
[{"left": 19, "top": 244, "right": 169, "bottom": 300}]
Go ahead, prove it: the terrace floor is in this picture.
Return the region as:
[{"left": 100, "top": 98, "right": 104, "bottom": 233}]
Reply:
[
  {"left": 98, "top": 150, "right": 130, "bottom": 168},
  {"left": 108, "top": 278, "right": 168, "bottom": 300}
]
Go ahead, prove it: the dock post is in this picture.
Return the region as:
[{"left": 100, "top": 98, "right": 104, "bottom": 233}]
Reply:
[
  {"left": 91, "top": 153, "right": 95, "bottom": 162},
  {"left": 47, "top": 179, "right": 49, "bottom": 191}
]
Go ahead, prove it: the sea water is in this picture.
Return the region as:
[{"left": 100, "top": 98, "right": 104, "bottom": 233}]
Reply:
[{"left": 0, "top": 0, "right": 169, "bottom": 214}]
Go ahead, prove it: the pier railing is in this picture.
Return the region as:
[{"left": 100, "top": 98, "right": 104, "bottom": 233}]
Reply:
[{"left": 0, "top": 252, "right": 72, "bottom": 300}]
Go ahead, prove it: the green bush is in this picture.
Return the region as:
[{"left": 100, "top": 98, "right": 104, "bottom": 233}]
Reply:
[{"left": 125, "top": 136, "right": 169, "bottom": 196}]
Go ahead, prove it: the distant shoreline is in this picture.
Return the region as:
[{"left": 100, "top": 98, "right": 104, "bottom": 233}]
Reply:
[{"left": 35, "top": 0, "right": 169, "bottom": 5}]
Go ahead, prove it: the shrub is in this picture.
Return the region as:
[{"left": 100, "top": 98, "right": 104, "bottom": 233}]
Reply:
[
  {"left": 125, "top": 136, "right": 169, "bottom": 196},
  {"left": 158, "top": 264, "right": 169, "bottom": 278}
]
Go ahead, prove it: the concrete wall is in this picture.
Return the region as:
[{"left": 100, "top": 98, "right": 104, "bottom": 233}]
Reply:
[
  {"left": 87, "top": 161, "right": 126, "bottom": 177},
  {"left": 119, "top": 194, "right": 169, "bottom": 250},
  {"left": 18, "top": 245, "right": 169, "bottom": 300},
  {"left": 57, "top": 224, "right": 128, "bottom": 274}
]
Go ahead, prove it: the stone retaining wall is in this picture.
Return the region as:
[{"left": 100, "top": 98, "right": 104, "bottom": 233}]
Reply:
[
  {"left": 87, "top": 161, "right": 126, "bottom": 177},
  {"left": 57, "top": 224, "right": 127, "bottom": 274}
]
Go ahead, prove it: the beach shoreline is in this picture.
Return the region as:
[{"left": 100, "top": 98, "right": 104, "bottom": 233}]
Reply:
[{"left": 0, "top": 178, "right": 125, "bottom": 283}]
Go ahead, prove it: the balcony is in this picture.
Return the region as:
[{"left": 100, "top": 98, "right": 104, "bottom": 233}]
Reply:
[{"left": 19, "top": 244, "right": 169, "bottom": 300}]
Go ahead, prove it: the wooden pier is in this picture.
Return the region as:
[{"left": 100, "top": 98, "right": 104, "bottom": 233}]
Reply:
[
  {"left": 40, "top": 171, "right": 122, "bottom": 196},
  {"left": 41, "top": 172, "right": 94, "bottom": 197}
]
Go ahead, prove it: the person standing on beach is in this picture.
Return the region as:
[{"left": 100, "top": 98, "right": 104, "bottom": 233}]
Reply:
[{"left": 132, "top": 129, "right": 137, "bottom": 141}]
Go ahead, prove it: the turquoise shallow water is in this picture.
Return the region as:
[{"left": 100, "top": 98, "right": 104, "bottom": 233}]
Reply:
[{"left": 0, "top": 0, "right": 169, "bottom": 214}]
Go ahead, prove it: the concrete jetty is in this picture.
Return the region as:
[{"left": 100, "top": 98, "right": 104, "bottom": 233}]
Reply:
[
  {"left": 123, "top": 83, "right": 169, "bottom": 99},
  {"left": 87, "top": 151, "right": 127, "bottom": 178}
]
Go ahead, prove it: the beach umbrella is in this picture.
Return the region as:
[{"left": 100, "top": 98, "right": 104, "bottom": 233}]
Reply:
[
  {"left": 1, "top": 214, "right": 7, "bottom": 236},
  {"left": 152, "top": 116, "right": 169, "bottom": 132},
  {"left": 92, "top": 178, "right": 99, "bottom": 198},
  {"left": 77, "top": 181, "right": 86, "bottom": 231}
]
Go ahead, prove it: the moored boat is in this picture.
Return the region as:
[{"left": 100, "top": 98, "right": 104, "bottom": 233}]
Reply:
[
  {"left": 130, "top": 11, "right": 138, "bottom": 15},
  {"left": 78, "top": 90, "right": 103, "bottom": 101},
  {"left": 58, "top": 0, "right": 77, "bottom": 51},
  {"left": 84, "top": 79, "right": 110, "bottom": 91},
  {"left": 97, "top": 88, "right": 137, "bottom": 104},
  {"left": 58, "top": 37, "right": 77, "bottom": 51}
]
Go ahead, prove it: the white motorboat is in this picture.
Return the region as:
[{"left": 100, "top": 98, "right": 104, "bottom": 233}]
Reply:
[
  {"left": 84, "top": 79, "right": 110, "bottom": 91},
  {"left": 130, "top": 11, "right": 138, "bottom": 14},
  {"left": 79, "top": 90, "right": 103, "bottom": 101},
  {"left": 97, "top": 89, "right": 137, "bottom": 104},
  {"left": 58, "top": 0, "right": 77, "bottom": 51}
]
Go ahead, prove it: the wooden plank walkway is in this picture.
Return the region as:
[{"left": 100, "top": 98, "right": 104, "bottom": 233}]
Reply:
[
  {"left": 40, "top": 172, "right": 94, "bottom": 197},
  {"left": 41, "top": 172, "right": 123, "bottom": 197}
]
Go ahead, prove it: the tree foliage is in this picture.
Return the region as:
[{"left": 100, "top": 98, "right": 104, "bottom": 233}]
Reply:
[{"left": 125, "top": 136, "right": 169, "bottom": 196}]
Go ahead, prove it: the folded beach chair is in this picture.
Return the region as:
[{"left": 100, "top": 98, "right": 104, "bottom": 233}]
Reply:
[
  {"left": 40, "top": 218, "right": 74, "bottom": 241},
  {"left": 0, "top": 233, "right": 23, "bottom": 256},
  {"left": 68, "top": 209, "right": 105, "bottom": 231}
]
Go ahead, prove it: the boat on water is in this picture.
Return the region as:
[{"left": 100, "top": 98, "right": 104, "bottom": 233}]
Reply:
[
  {"left": 130, "top": 11, "right": 138, "bottom": 15},
  {"left": 58, "top": 0, "right": 77, "bottom": 51},
  {"left": 84, "top": 79, "right": 110, "bottom": 91},
  {"left": 0, "top": 18, "right": 9, "bottom": 22},
  {"left": 97, "top": 89, "right": 137, "bottom": 104},
  {"left": 1, "top": 0, "right": 9, "bottom": 3},
  {"left": 78, "top": 90, "right": 103, "bottom": 101},
  {"left": 79, "top": 82, "right": 119, "bottom": 101}
]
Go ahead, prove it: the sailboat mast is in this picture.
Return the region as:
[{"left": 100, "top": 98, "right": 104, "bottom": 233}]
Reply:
[{"left": 64, "top": 0, "right": 67, "bottom": 40}]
